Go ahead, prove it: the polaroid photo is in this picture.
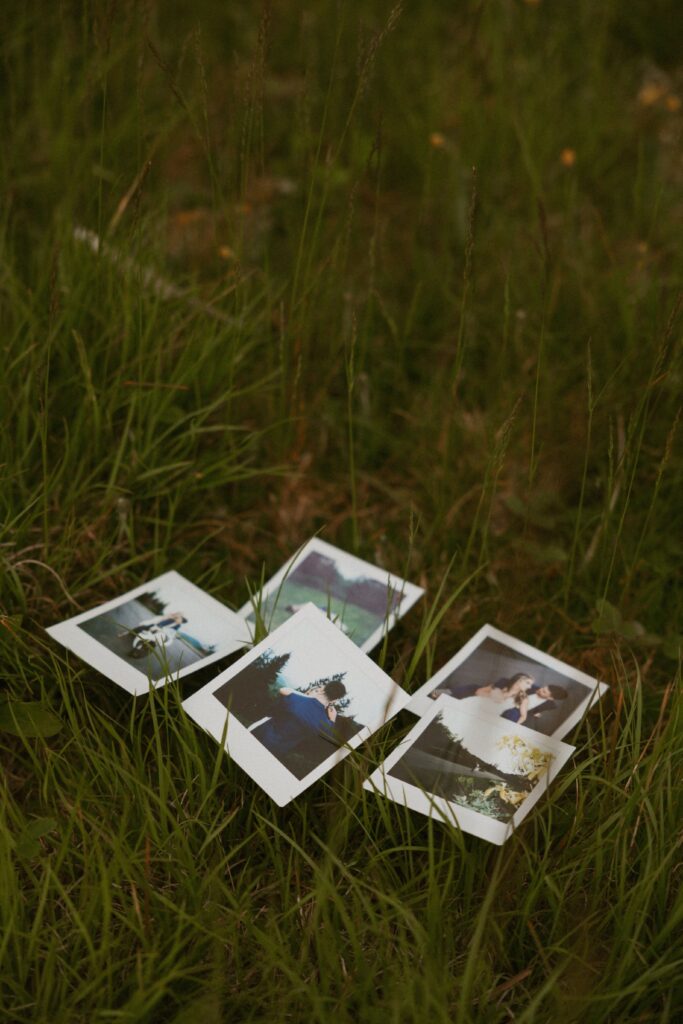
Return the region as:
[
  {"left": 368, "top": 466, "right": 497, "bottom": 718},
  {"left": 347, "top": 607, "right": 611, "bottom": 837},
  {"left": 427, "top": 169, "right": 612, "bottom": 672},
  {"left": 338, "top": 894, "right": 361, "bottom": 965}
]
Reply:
[
  {"left": 237, "top": 537, "right": 424, "bottom": 653},
  {"left": 182, "top": 603, "right": 411, "bottom": 806},
  {"left": 407, "top": 624, "right": 608, "bottom": 740},
  {"left": 364, "top": 696, "right": 575, "bottom": 845},
  {"left": 46, "top": 571, "right": 252, "bottom": 695}
]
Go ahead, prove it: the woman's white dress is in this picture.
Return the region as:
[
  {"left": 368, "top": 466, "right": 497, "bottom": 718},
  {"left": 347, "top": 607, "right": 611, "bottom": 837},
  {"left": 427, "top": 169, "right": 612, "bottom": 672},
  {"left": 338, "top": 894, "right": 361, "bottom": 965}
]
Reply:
[{"left": 456, "top": 693, "right": 519, "bottom": 719}]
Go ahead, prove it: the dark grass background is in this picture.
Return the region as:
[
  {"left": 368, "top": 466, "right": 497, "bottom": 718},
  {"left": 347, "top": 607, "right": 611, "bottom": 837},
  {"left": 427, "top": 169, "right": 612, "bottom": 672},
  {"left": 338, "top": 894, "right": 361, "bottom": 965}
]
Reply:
[{"left": 1, "top": 1, "right": 681, "bottom": 1021}]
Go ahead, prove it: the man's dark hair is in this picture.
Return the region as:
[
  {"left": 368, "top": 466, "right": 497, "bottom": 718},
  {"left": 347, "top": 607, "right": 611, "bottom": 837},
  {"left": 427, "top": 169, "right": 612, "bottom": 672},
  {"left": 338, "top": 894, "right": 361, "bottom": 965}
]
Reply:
[
  {"left": 547, "top": 684, "right": 568, "bottom": 700},
  {"left": 324, "top": 680, "right": 347, "bottom": 701}
]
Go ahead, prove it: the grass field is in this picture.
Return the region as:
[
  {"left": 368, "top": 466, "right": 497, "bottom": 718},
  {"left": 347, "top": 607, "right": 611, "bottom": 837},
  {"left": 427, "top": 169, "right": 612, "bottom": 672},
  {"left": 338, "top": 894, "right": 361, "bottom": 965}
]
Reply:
[{"left": 1, "top": 1, "right": 681, "bottom": 1021}]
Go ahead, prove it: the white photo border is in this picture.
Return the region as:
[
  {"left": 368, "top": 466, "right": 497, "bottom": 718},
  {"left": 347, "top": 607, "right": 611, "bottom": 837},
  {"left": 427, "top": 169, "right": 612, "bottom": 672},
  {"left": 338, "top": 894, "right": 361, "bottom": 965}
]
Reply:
[
  {"left": 46, "top": 570, "right": 251, "bottom": 696},
  {"left": 364, "top": 695, "right": 575, "bottom": 845},
  {"left": 182, "top": 603, "right": 411, "bottom": 806},
  {"left": 236, "top": 537, "right": 424, "bottom": 654},
  {"left": 406, "top": 623, "right": 609, "bottom": 740}
]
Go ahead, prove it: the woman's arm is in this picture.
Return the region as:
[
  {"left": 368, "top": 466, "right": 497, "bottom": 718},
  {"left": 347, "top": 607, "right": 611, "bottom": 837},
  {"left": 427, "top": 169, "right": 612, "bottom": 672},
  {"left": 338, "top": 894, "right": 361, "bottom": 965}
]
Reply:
[
  {"left": 517, "top": 696, "right": 528, "bottom": 724},
  {"left": 326, "top": 705, "right": 337, "bottom": 722}
]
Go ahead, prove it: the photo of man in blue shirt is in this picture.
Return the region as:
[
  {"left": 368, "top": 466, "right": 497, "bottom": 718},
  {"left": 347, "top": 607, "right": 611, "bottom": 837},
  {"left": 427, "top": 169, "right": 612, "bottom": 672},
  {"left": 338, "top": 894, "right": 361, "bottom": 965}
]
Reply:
[{"left": 251, "top": 680, "right": 347, "bottom": 759}]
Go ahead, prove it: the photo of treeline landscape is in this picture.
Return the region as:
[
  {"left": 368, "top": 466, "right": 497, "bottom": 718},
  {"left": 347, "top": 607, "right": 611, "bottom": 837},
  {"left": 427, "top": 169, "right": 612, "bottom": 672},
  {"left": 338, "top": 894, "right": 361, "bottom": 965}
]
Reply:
[{"left": 247, "top": 547, "right": 405, "bottom": 645}]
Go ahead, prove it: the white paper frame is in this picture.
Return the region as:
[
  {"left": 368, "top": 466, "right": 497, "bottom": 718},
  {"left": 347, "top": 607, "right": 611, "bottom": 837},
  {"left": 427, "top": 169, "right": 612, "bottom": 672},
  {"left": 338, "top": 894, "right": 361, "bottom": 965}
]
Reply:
[
  {"left": 182, "top": 603, "right": 411, "bottom": 806},
  {"left": 364, "top": 696, "right": 575, "bottom": 845},
  {"left": 46, "top": 571, "right": 251, "bottom": 696},
  {"left": 407, "top": 623, "right": 609, "bottom": 739},
  {"left": 237, "top": 537, "right": 424, "bottom": 653}
]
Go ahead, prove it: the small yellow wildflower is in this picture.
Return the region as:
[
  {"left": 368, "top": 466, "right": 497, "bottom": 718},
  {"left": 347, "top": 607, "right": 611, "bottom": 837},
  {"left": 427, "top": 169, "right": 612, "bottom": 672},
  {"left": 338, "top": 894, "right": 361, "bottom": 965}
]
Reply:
[
  {"left": 429, "top": 132, "right": 446, "bottom": 149},
  {"left": 560, "top": 148, "right": 576, "bottom": 168},
  {"left": 638, "top": 82, "right": 666, "bottom": 107}
]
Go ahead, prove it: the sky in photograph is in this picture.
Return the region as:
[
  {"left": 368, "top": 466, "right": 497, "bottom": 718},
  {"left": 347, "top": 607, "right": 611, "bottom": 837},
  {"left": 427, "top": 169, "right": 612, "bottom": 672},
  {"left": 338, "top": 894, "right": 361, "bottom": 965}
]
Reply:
[{"left": 265, "top": 616, "right": 396, "bottom": 726}]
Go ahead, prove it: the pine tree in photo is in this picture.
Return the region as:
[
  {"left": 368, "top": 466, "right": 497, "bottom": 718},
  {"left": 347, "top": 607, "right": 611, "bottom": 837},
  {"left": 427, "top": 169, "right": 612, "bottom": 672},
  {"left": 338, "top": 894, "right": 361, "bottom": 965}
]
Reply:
[
  {"left": 214, "top": 649, "right": 292, "bottom": 725},
  {"left": 138, "top": 591, "right": 167, "bottom": 615}
]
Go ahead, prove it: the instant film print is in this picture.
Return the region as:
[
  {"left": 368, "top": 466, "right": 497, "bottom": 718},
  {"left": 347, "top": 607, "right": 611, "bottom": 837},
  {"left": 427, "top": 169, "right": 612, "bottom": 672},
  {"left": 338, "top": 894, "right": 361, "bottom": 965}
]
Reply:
[
  {"left": 183, "top": 604, "right": 410, "bottom": 806},
  {"left": 365, "top": 696, "right": 574, "bottom": 845},
  {"left": 238, "top": 537, "right": 424, "bottom": 653},
  {"left": 47, "top": 571, "right": 251, "bottom": 695},
  {"left": 407, "top": 624, "right": 608, "bottom": 739}
]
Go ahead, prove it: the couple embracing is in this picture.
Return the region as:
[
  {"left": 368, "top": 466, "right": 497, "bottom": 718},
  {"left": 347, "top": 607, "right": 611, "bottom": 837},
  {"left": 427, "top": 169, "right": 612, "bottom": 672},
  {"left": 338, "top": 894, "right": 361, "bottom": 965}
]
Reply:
[
  {"left": 431, "top": 672, "right": 568, "bottom": 730},
  {"left": 249, "top": 679, "right": 347, "bottom": 761}
]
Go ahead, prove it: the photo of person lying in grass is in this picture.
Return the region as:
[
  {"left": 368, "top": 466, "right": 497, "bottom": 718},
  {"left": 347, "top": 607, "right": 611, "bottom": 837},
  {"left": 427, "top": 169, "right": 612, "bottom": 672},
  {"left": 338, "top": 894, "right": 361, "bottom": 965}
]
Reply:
[{"left": 47, "top": 572, "right": 250, "bottom": 694}]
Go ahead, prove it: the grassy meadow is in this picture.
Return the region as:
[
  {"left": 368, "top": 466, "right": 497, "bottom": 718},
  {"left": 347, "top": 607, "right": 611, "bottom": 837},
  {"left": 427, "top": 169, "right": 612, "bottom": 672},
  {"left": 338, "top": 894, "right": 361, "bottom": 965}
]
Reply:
[{"left": 1, "top": 1, "right": 682, "bottom": 1020}]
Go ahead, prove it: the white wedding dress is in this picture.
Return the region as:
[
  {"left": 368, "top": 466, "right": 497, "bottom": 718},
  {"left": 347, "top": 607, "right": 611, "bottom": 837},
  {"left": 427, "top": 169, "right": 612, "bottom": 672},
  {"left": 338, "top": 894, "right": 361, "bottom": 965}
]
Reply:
[{"left": 456, "top": 693, "right": 518, "bottom": 720}]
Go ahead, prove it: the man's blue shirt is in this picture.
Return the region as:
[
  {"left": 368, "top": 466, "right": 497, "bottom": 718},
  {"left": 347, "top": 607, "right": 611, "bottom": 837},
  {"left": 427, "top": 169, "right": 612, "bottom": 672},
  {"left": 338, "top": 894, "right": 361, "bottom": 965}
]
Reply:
[{"left": 252, "top": 691, "right": 336, "bottom": 757}]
